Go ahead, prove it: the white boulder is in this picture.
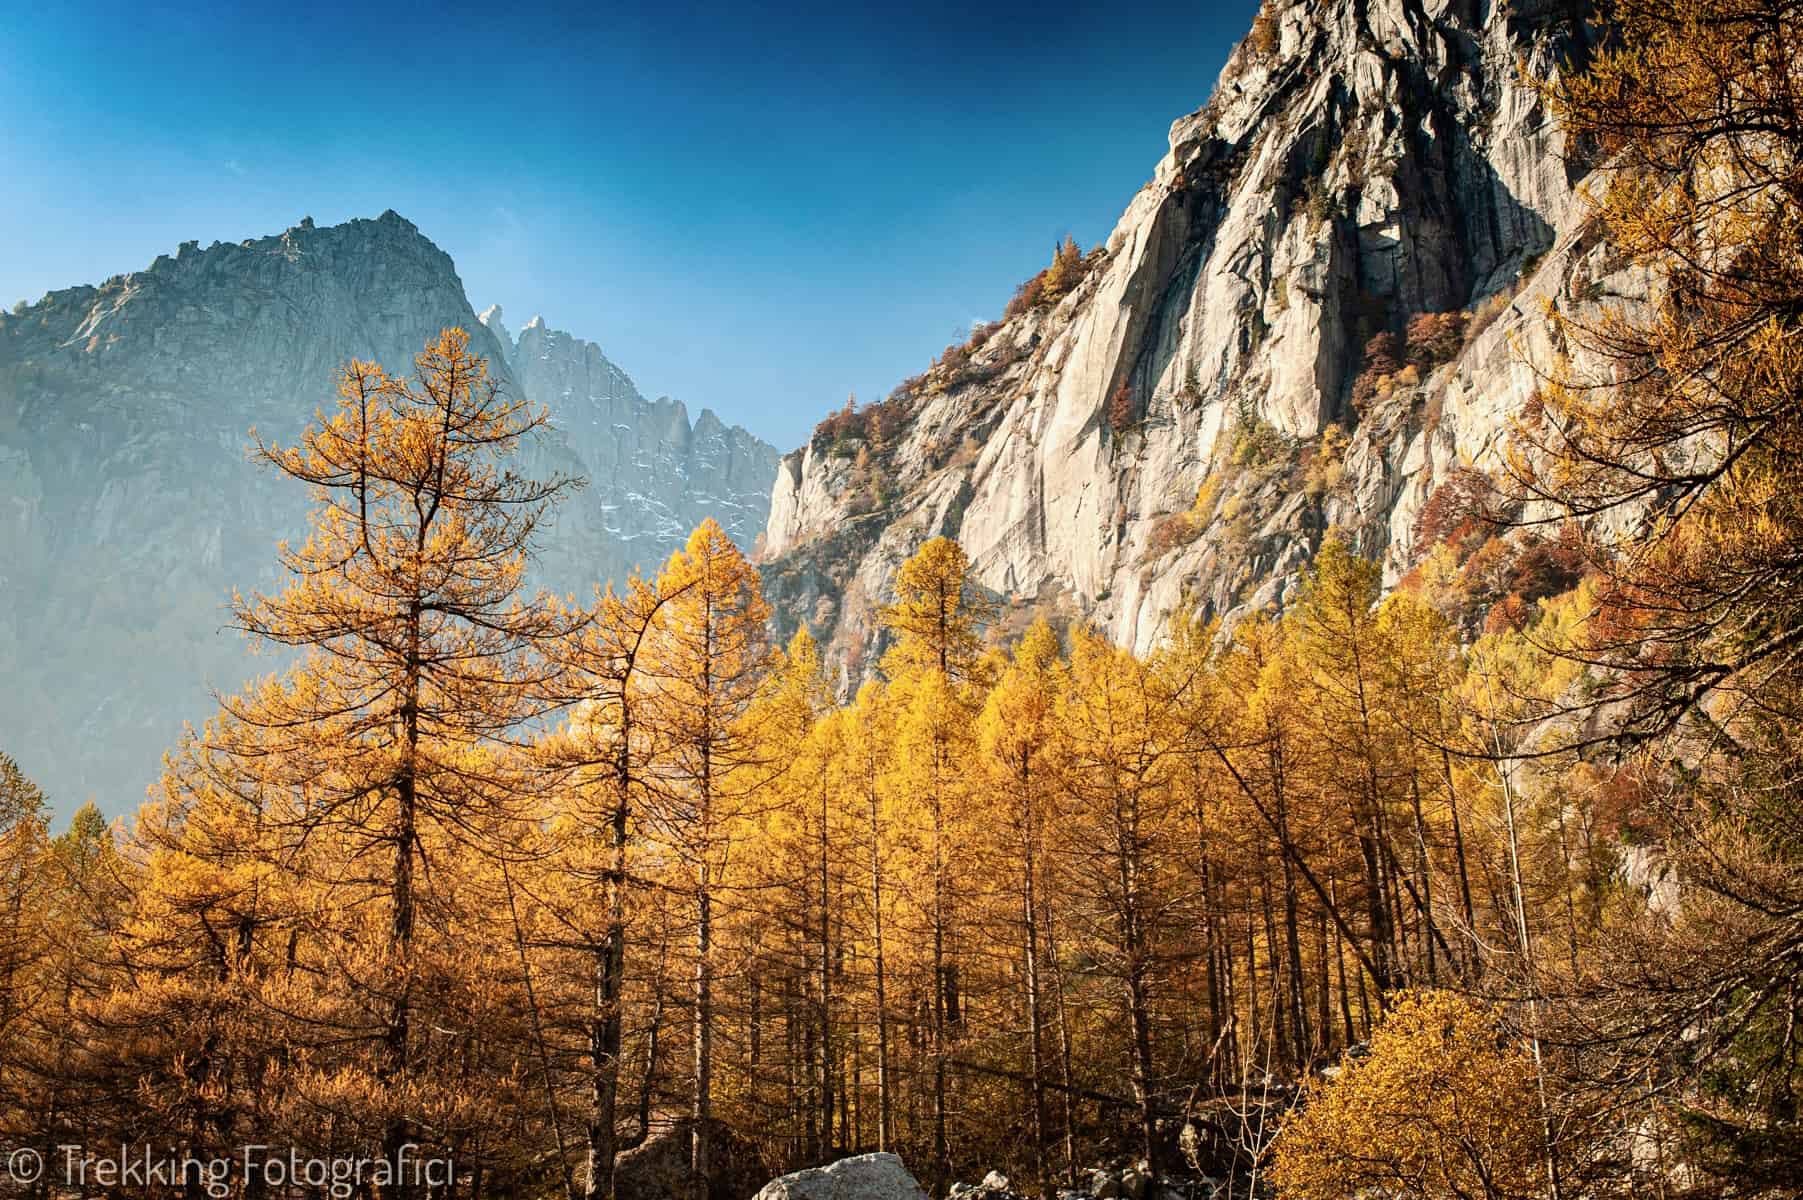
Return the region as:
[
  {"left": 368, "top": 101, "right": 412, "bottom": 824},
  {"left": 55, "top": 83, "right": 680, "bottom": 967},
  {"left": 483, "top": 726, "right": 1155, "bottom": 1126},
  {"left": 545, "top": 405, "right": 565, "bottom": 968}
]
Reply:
[{"left": 752, "top": 1153, "right": 930, "bottom": 1200}]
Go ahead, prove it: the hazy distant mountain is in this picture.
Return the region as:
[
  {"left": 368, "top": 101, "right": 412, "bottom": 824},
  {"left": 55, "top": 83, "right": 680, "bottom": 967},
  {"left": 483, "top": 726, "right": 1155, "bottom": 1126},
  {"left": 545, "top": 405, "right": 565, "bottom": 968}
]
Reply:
[
  {"left": 486, "top": 306, "right": 776, "bottom": 553},
  {"left": 0, "top": 211, "right": 778, "bottom": 814}
]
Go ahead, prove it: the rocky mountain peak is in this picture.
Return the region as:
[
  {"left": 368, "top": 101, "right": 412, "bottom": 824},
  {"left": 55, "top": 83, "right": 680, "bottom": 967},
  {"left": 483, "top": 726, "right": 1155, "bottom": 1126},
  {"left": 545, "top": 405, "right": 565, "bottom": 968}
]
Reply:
[
  {"left": 501, "top": 313, "right": 777, "bottom": 556},
  {"left": 478, "top": 303, "right": 514, "bottom": 364},
  {"left": 756, "top": 0, "right": 1599, "bottom": 683}
]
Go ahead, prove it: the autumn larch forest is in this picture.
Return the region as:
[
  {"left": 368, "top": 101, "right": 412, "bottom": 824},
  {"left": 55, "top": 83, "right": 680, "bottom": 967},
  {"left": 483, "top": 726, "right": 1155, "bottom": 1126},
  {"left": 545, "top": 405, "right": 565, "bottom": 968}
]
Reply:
[{"left": 3, "top": 3, "right": 1802, "bottom": 1199}]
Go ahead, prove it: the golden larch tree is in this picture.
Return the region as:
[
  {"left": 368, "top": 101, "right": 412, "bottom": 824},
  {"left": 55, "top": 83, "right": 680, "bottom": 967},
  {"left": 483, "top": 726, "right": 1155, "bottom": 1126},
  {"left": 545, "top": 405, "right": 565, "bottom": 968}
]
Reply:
[{"left": 222, "top": 327, "right": 577, "bottom": 1180}]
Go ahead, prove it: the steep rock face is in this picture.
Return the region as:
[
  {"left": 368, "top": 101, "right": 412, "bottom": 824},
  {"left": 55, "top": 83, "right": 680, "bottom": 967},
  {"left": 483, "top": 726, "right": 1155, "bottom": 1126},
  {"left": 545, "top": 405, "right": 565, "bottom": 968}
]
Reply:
[
  {"left": 757, "top": 0, "right": 1602, "bottom": 680},
  {"left": 0, "top": 215, "right": 777, "bottom": 812}
]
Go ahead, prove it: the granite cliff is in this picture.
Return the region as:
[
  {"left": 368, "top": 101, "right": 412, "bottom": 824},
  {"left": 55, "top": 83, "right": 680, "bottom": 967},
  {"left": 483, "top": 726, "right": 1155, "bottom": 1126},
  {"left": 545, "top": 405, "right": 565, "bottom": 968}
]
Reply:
[
  {"left": 0, "top": 212, "right": 777, "bottom": 811},
  {"left": 757, "top": 0, "right": 1612, "bottom": 680}
]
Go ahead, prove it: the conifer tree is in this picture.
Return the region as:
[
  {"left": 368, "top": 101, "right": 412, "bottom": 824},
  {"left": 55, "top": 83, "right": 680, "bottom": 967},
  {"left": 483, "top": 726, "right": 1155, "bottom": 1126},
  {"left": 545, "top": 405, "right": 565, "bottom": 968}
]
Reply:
[
  {"left": 841, "top": 680, "right": 901, "bottom": 1151},
  {"left": 219, "top": 327, "right": 577, "bottom": 1183},
  {"left": 642, "top": 518, "right": 773, "bottom": 1200},
  {"left": 1054, "top": 626, "right": 1177, "bottom": 1165},
  {"left": 739, "top": 627, "right": 840, "bottom": 1158},
  {"left": 0, "top": 751, "right": 48, "bottom": 1140},
  {"left": 880, "top": 537, "right": 993, "bottom": 1192},
  {"left": 537, "top": 570, "right": 692, "bottom": 1200},
  {"left": 86, "top": 723, "right": 290, "bottom": 1163},
  {"left": 1290, "top": 540, "right": 1406, "bottom": 996},
  {"left": 1524, "top": 0, "right": 1803, "bottom": 744},
  {"left": 978, "top": 620, "right": 1066, "bottom": 1195}
]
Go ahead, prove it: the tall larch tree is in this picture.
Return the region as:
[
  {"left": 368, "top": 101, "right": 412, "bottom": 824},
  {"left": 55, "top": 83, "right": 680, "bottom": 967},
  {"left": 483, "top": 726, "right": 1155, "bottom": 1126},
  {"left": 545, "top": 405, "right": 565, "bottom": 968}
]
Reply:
[
  {"left": 840, "top": 680, "right": 901, "bottom": 1152},
  {"left": 737, "top": 626, "right": 841, "bottom": 1161},
  {"left": 642, "top": 518, "right": 774, "bottom": 1200},
  {"left": 0, "top": 751, "right": 48, "bottom": 1143},
  {"left": 977, "top": 620, "right": 1066, "bottom": 1194},
  {"left": 1290, "top": 540, "right": 1406, "bottom": 998},
  {"left": 1054, "top": 626, "right": 1179, "bottom": 1166},
  {"left": 222, "top": 327, "right": 577, "bottom": 1183},
  {"left": 537, "top": 570, "right": 693, "bottom": 1200},
  {"left": 1522, "top": 6, "right": 1803, "bottom": 1183},
  {"left": 879, "top": 536, "right": 994, "bottom": 1194}
]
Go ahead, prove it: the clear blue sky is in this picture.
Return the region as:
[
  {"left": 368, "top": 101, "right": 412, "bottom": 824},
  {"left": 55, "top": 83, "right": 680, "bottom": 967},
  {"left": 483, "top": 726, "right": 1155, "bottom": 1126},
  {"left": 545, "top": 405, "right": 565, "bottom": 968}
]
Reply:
[{"left": 0, "top": 0, "right": 1259, "bottom": 450}]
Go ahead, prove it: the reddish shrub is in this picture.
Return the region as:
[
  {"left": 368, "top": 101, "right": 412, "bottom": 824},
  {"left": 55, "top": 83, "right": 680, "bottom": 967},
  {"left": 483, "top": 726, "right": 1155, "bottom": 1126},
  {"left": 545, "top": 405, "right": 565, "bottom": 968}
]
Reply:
[
  {"left": 1503, "top": 525, "right": 1587, "bottom": 603},
  {"left": 1459, "top": 526, "right": 1588, "bottom": 623},
  {"left": 1461, "top": 534, "right": 1518, "bottom": 605},
  {"left": 1148, "top": 512, "right": 1199, "bottom": 557},
  {"left": 1590, "top": 575, "right": 1657, "bottom": 652},
  {"left": 813, "top": 397, "right": 863, "bottom": 447},
  {"left": 1405, "top": 311, "right": 1468, "bottom": 368},
  {"left": 1411, "top": 468, "right": 1501, "bottom": 560},
  {"left": 1484, "top": 593, "right": 1531, "bottom": 635},
  {"left": 1589, "top": 764, "right": 1659, "bottom": 844},
  {"left": 1521, "top": 388, "right": 1547, "bottom": 429},
  {"left": 1003, "top": 271, "right": 1048, "bottom": 322},
  {"left": 815, "top": 391, "right": 915, "bottom": 453},
  {"left": 866, "top": 396, "right": 907, "bottom": 445},
  {"left": 1364, "top": 330, "right": 1402, "bottom": 371},
  {"left": 1107, "top": 382, "right": 1136, "bottom": 430},
  {"left": 1350, "top": 330, "right": 1404, "bottom": 411}
]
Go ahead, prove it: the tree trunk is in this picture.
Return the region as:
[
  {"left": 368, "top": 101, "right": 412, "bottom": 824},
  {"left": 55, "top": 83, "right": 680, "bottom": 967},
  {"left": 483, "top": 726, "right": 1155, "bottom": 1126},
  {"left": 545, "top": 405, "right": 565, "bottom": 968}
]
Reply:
[
  {"left": 1441, "top": 748, "right": 1477, "bottom": 945},
  {"left": 1115, "top": 783, "right": 1157, "bottom": 1167},
  {"left": 1045, "top": 885, "right": 1080, "bottom": 1186},
  {"left": 587, "top": 780, "right": 632, "bottom": 1200},
  {"left": 691, "top": 873, "right": 713, "bottom": 1200},
  {"left": 818, "top": 778, "right": 834, "bottom": 1156},
  {"left": 1019, "top": 748, "right": 1051, "bottom": 1197},
  {"left": 930, "top": 786, "right": 950, "bottom": 1195},
  {"left": 870, "top": 782, "right": 893, "bottom": 1152}
]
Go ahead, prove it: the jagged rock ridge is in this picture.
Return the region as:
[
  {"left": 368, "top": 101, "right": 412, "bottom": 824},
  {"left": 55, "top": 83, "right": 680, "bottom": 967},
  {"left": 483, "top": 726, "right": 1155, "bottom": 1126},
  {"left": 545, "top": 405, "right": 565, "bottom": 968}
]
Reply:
[
  {"left": 484, "top": 307, "right": 776, "bottom": 552},
  {"left": 757, "top": 0, "right": 1609, "bottom": 681},
  {"left": 0, "top": 213, "right": 778, "bottom": 812}
]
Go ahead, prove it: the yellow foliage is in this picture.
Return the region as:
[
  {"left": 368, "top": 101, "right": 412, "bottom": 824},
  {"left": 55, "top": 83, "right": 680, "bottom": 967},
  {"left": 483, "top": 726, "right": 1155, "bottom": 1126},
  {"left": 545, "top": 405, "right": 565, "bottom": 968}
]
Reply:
[{"left": 1270, "top": 990, "right": 1546, "bottom": 1200}]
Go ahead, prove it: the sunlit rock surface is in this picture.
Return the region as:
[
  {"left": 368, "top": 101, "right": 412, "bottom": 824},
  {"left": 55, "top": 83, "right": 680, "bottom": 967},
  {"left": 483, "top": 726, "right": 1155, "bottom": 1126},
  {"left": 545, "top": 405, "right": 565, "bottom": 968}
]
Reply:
[{"left": 756, "top": 0, "right": 1608, "bottom": 686}]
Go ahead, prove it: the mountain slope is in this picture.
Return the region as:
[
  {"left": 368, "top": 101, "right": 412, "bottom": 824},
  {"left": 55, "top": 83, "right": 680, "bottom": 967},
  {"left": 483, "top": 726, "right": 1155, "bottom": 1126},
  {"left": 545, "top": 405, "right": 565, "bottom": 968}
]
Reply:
[
  {"left": 0, "top": 213, "right": 777, "bottom": 812},
  {"left": 756, "top": 0, "right": 1608, "bottom": 678}
]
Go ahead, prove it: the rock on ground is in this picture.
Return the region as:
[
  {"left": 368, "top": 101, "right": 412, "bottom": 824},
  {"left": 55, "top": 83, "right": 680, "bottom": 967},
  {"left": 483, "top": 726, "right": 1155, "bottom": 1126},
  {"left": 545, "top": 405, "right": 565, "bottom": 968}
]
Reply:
[{"left": 751, "top": 1152, "right": 930, "bottom": 1200}]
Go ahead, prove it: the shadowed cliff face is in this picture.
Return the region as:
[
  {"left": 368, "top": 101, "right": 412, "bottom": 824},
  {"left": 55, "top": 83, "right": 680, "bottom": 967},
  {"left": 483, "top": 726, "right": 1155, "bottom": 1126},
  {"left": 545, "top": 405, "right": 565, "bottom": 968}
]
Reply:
[
  {"left": 756, "top": 0, "right": 1605, "bottom": 685},
  {"left": 0, "top": 212, "right": 778, "bottom": 814}
]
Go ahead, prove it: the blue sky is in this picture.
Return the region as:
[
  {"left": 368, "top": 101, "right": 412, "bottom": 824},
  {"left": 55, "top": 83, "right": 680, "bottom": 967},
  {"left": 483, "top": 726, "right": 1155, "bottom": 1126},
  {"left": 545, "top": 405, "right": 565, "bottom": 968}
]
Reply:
[{"left": 0, "top": 0, "right": 1259, "bottom": 450}]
